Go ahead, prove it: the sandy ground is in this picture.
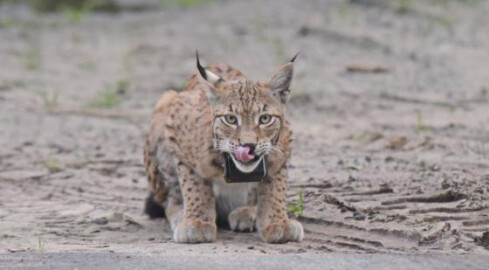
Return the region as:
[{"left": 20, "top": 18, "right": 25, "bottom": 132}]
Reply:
[{"left": 1, "top": 0, "right": 489, "bottom": 256}]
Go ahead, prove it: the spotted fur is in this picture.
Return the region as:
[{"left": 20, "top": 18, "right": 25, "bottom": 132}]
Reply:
[{"left": 144, "top": 54, "right": 303, "bottom": 243}]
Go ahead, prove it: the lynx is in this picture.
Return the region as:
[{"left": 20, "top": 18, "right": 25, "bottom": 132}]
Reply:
[{"left": 144, "top": 52, "right": 303, "bottom": 243}]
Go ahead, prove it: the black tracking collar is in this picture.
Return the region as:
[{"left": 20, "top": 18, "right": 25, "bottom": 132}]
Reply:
[{"left": 224, "top": 154, "right": 267, "bottom": 183}]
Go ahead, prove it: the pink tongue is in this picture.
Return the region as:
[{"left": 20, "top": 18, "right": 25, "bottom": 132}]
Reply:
[{"left": 234, "top": 146, "right": 255, "bottom": 162}]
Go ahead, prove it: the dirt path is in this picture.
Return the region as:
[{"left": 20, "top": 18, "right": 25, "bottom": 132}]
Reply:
[{"left": 1, "top": 0, "right": 489, "bottom": 254}]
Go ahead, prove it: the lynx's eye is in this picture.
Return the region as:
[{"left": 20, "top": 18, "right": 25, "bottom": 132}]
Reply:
[
  {"left": 259, "top": 114, "right": 273, "bottom": 125},
  {"left": 223, "top": 115, "right": 238, "bottom": 125}
]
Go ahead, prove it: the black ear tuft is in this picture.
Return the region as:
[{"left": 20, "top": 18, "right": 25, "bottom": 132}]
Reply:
[
  {"left": 290, "top": 52, "right": 300, "bottom": 63},
  {"left": 196, "top": 50, "right": 207, "bottom": 80}
]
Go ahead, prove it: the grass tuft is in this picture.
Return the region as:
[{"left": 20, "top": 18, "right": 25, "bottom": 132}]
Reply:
[
  {"left": 14, "top": 45, "right": 42, "bottom": 70},
  {"left": 77, "top": 61, "right": 97, "bottom": 71},
  {"left": 28, "top": 0, "right": 119, "bottom": 13},
  {"left": 38, "top": 237, "right": 45, "bottom": 252},
  {"left": 337, "top": 1, "right": 350, "bottom": 17},
  {"left": 289, "top": 190, "right": 305, "bottom": 218},
  {"left": 416, "top": 111, "right": 429, "bottom": 133},
  {"left": 89, "top": 88, "right": 122, "bottom": 109},
  {"left": 88, "top": 83, "right": 126, "bottom": 109},
  {"left": 159, "top": 0, "right": 212, "bottom": 8},
  {"left": 41, "top": 89, "right": 59, "bottom": 110},
  {"left": 43, "top": 159, "right": 63, "bottom": 173},
  {"left": 116, "top": 79, "right": 130, "bottom": 95},
  {"left": 396, "top": 0, "right": 414, "bottom": 14},
  {"left": 433, "top": 14, "right": 456, "bottom": 31},
  {"left": 61, "top": 3, "right": 93, "bottom": 22},
  {"left": 0, "top": 17, "right": 21, "bottom": 29}
]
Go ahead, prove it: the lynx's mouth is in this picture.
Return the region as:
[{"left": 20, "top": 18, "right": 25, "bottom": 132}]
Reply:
[
  {"left": 229, "top": 154, "right": 264, "bottom": 173},
  {"left": 230, "top": 145, "right": 264, "bottom": 173}
]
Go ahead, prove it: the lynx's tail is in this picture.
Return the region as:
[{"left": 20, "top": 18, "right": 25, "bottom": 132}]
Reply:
[{"left": 144, "top": 193, "right": 166, "bottom": 219}]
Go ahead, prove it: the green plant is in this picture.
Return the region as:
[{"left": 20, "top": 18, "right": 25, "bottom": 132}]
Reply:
[
  {"left": 88, "top": 87, "right": 122, "bottom": 108},
  {"left": 29, "top": 0, "right": 119, "bottom": 13},
  {"left": 77, "top": 61, "right": 97, "bottom": 71},
  {"left": 44, "top": 159, "right": 63, "bottom": 173},
  {"left": 14, "top": 45, "right": 42, "bottom": 70},
  {"left": 61, "top": 2, "right": 93, "bottom": 22},
  {"left": 0, "top": 17, "right": 20, "bottom": 29},
  {"left": 353, "top": 132, "right": 366, "bottom": 141},
  {"left": 26, "top": 48, "right": 41, "bottom": 70},
  {"left": 159, "top": 0, "right": 212, "bottom": 8},
  {"left": 416, "top": 111, "right": 428, "bottom": 132},
  {"left": 38, "top": 237, "right": 45, "bottom": 252},
  {"left": 289, "top": 190, "right": 305, "bottom": 217},
  {"left": 116, "top": 79, "right": 130, "bottom": 95},
  {"left": 359, "top": 37, "right": 384, "bottom": 50},
  {"left": 0, "top": 80, "right": 25, "bottom": 91},
  {"left": 346, "top": 163, "right": 363, "bottom": 171},
  {"left": 337, "top": 1, "right": 350, "bottom": 17},
  {"left": 41, "top": 89, "right": 59, "bottom": 110},
  {"left": 433, "top": 14, "right": 456, "bottom": 31},
  {"left": 396, "top": 0, "right": 414, "bottom": 14},
  {"left": 419, "top": 160, "right": 429, "bottom": 170}
]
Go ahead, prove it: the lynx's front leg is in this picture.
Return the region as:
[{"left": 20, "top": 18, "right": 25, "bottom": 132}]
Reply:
[
  {"left": 173, "top": 163, "right": 217, "bottom": 243},
  {"left": 257, "top": 167, "right": 303, "bottom": 243}
]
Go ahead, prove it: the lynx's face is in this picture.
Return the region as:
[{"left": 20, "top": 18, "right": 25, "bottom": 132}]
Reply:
[
  {"left": 211, "top": 82, "right": 285, "bottom": 172},
  {"left": 196, "top": 53, "right": 296, "bottom": 172}
]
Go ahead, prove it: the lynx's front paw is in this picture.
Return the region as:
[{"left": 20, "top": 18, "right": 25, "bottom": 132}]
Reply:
[
  {"left": 259, "top": 219, "right": 304, "bottom": 244},
  {"left": 228, "top": 206, "right": 257, "bottom": 232},
  {"left": 173, "top": 219, "right": 216, "bottom": 243}
]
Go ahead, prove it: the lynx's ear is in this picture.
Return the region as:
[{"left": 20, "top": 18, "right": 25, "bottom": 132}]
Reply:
[
  {"left": 267, "top": 53, "right": 298, "bottom": 105},
  {"left": 196, "top": 51, "right": 225, "bottom": 104}
]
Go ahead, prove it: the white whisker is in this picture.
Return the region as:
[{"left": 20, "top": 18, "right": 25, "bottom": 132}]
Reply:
[{"left": 269, "top": 145, "right": 284, "bottom": 155}]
